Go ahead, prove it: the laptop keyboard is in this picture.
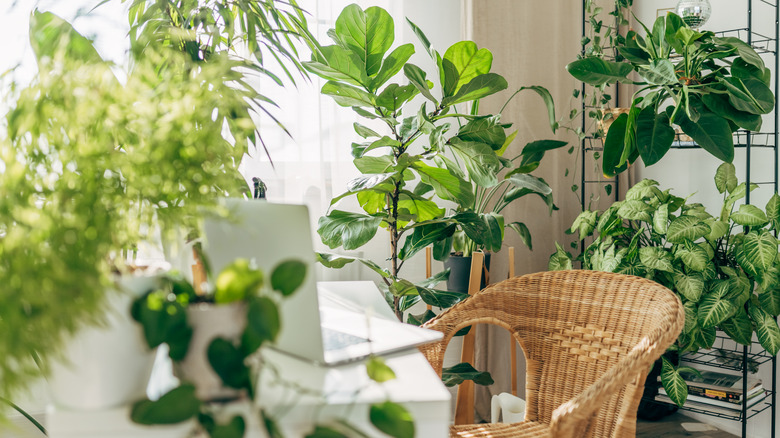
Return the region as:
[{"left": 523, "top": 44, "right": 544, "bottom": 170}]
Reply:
[{"left": 322, "top": 327, "right": 368, "bottom": 352}]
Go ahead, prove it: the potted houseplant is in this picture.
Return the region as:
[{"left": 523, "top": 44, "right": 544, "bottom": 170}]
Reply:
[
  {"left": 549, "top": 162, "right": 780, "bottom": 407},
  {"left": 304, "top": 3, "right": 562, "bottom": 321},
  {"left": 0, "top": 0, "right": 309, "bottom": 418},
  {"left": 566, "top": 12, "right": 775, "bottom": 176}
]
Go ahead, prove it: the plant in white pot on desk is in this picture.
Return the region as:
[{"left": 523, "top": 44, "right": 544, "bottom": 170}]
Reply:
[{"left": 0, "top": 0, "right": 308, "bottom": 419}]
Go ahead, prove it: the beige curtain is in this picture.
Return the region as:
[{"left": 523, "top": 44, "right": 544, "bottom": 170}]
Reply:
[{"left": 463, "top": 0, "right": 636, "bottom": 422}]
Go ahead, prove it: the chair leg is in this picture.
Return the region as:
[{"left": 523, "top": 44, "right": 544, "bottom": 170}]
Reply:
[{"left": 454, "top": 251, "right": 485, "bottom": 425}]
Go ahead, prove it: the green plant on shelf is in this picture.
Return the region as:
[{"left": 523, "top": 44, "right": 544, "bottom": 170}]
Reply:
[
  {"left": 567, "top": 12, "right": 775, "bottom": 177},
  {"left": 550, "top": 163, "right": 780, "bottom": 406}
]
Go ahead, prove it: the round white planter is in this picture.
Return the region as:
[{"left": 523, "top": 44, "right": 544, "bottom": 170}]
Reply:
[
  {"left": 49, "top": 274, "right": 159, "bottom": 411},
  {"left": 175, "top": 302, "right": 247, "bottom": 401}
]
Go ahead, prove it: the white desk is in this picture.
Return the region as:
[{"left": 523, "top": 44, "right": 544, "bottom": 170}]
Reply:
[{"left": 46, "top": 281, "right": 451, "bottom": 437}]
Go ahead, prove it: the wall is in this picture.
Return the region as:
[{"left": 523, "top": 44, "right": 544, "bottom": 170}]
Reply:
[{"left": 633, "top": 1, "right": 779, "bottom": 436}]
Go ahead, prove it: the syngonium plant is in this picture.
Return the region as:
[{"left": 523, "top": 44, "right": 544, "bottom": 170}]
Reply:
[
  {"left": 567, "top": 12, "right": 775, "bottom": 177},
  {"left": 305, "top": 4, "right": 563, "bottom": 320},
  {"left": 549, "top": 163, "right": 780, "bottom": 406}
]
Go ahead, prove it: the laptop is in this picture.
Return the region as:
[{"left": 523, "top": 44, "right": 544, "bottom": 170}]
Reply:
[{"left": 202, "top": 199, "right": 443, "bottom": 365}]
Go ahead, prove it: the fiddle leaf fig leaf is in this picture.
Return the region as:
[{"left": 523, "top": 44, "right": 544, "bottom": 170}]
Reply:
[
  {"left": 749, "top": 301, "right": 780, "bottom": 355},
  {"left": 370, "top": 43, "right": 415, "bottom": 91},
  {"left": 322, "top": 81, "right": 376, "bottom": 108},
  {"left": 376, "top": 84, "right": 418, "bottom": 112},
  {"left": 399, "top": 223, "right": 456, "bottom": 260},
  {"left": 369, "top": 402, "right": 415, "bottom": 438},
  {"left": 448, "top": 138, "right": 502, "bottom": 188},
  {"left": 457, "top": 116, "right": 506, "bottom": 150},
  {"left": 403, "top": 63, "right": 437, "bottom": 103},
  {"left": 335, "top": 4, "right": 394, "bottom": 77},
  {"left": 660, "top": 357, "right": 688, "bottom": 407},
  {"left": 442, "top": 73, "right": 508, "bottom": 106},
  {"left": 354, "top": 122, "right": 380, "bottom": 139},
  {"left": 305, "top": 45, "right": 370, "bottom": 87},
  {"left": 418, "top": 288, "right": 469, "bottom": 308},
  {"left": 413, "top": 163, "right": 474, "bottom": 206},
  {"left": 318, "top": 210, "right": 382, "bottom": 250},
  {"left": 731, "top": 204, "right": 768, "bottom": 226},
  {"left": 666, "top": 216, "right": 711, "bottom": 244},
  {"left": 441, "top": 41, "right": 493, "bottom": 96}
]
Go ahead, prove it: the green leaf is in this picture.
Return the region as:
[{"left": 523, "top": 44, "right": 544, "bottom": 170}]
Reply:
[
  {"left": 639, "top": 247, "right": 674, "bottom": 272},
  {"left": 399, "top": 223, "right": 456, "bottom": 260},
  {"left": 749, "top": 301, "right": 780, "bottom": 355},
  {"left": 637, "top": 59, "right": 677, "bottom": 85},
  {"left": 131, "top": 385, "right": 201, "bottom": 425},
  {"left": 676, "top": 243, "right": 709, "bottom": 272},
  {"left": 334, "top": 4, "right": 394, "bottom": 77},
  {"left": 270, "top": 260, "right": 307, "bottom": 297},
  {"left": 398, "top": 192, "right": 444, "bottom": 223},
  {"left": 516, "top": 140, "right": 568, "bottom": 171},
  {"left": 442, "top": 73, "right": 508, "bottom": 106},
  {"left": 565, "top": 57, "right": 633, "bottom": 86},
  {"left": 30, "top": 11, "right": 107, "bottom": 66},
  {"left": 736, "top": 230, "right": 778, "bottom": 276},
  {"left": 441, "top": 41, "right": 493, "bottom": 96},
  {"left": 244, "top": 296, "right": 281, "bottom": 350},
  {"left": 418, "top": 288, "right": 469, "bottom": 308},
  {"left": 503, "top": 174, "right": 554, "bottom": 210},
  {"left": 672, "top": 107, "right": 734, "bottom": 163},
  {"left": 370, "top": 43, "right": 415, "bottom": 91},
  {"left": 697, "top": 293, "right": 736, "bottom": 328},
  {"left": 441, "top": 362, "right": 494, "bottom": 387},
  {"left": 376, "top": 84, "right": 418, "bottom": 112},
  {"left": 457, "top": 116, "right": 506, "bottom": 150},
  {"left": 366, "top": 356, "right": 396, "bottom": 383},
  {"left": 617, "top": 200, "right": 654, "bottom": 222},
  {"left": 305, "top": 45, "right": 369, "bottom": 87},
  {"left": 731, "top": 204, "right": 769, "bottom": 226},
  {"left": 321, "top": 81, "right": 376, "bottom": 108},
  {"left": 354, "top": 122, "right": 380, "bottom": 139},
  {"left": 507, "top": 222, "right": 532, "bottom": 250},
  {"left": 447, "top": 138, "right": 502, "bottom": 188},
  {"left": 414, "top": 163, "right": 474, "bottom": 206},
  {"left": 570, "top": 210, "right": 598, "bottom": 240},
  {"left": 722, "top": 76, "right": 775, "bottom": 115},
  {"left": 720, "top": 310, "right": 754, "bottom": 346},
  {"left": 660, "top": 357, "right": 688, "bottom": 407},
  {"left": 200, "top": 414, "right": 246, "bottom": 438},
  {"left": 701, "top": 93, "right": 762, "bottom": 132},
  {"left": 369, "top": 402, "right": 414, "bottom": 438},
  {"left": 403, "top": 64, "right": 437, "bottom": 103},
  {"left": 759, "top": 285, "right": 780, "bottom": 316},
  {"left": 636, "top": 106, "right": 674, "bottom": 166},
  {"left": 714, "top": 163, "right": 738, "bottom": 194},
  {"left": 666, "top": 216, "right": 711, "bottom": 244},
  {"left": 674, "top": 272, "right": 705, "bottom": 302},
  {"left": 318, "top": 210, "right": 382, "bottom": 250},
  {"left": 207, "top": 338, "right": 251, "bottom": 389},
  {"left": 654, "top": 204, "right": 670, "bottom": 234},
  {"left": 407, "top": 309, "right": 437, "bottom": 326},
  {"left": 713, "top": 37, "right": 766, "bottom": 70},
  {"left": 602, "top": 113, "right": 629, "bottom": 177},
  {"left": 767, "top": 194, "right": 780, "bottom": 231},
  {"left": 732, "top": 57, "right": 771, "bottom": 86},
  {"left": 548, "top": 242, "right": 573, "bottom": 271},
  {"left": 215, "top": 259, "right": 264, "bottom": 304}
]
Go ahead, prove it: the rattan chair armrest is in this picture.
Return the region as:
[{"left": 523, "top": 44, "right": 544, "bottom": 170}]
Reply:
[{"left": 548, "top": 333, "right": 671, "bottom": 438}]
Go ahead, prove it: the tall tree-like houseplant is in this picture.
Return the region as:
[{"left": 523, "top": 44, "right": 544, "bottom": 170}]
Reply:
[
  {"left": 307, "top": 4, "right": 563, "bottom": 321},
  {"left": 550, "top": 163, "right": 780, "bottom": 406}
]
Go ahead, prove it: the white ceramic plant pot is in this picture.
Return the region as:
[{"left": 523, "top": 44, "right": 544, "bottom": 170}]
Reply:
[
  {"left": 176, "top": 303, "right": 247, "bottom": 401},
  {"left": 49, "top": 274, "right": 160, "bottom": 411}
]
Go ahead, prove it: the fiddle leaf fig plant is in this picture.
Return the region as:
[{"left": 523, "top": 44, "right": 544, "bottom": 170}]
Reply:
[
  {"left": 306, "top": 4, "right": 564, "bottom": 320},
  {"left": 550, "top": 163, "right": 780, "bottom": 406},
  {"left": 567, "top": 12, "right": 775, "bottom": 176}
]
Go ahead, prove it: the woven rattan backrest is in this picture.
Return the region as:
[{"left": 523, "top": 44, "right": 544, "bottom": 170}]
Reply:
[{"left": 420, "top": 270, "right": 684, "bottom": 438}]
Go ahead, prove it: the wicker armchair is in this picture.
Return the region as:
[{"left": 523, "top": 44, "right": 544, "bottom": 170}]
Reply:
[{"left": 420, "top": 270, "right": 684, "bottom": 438}]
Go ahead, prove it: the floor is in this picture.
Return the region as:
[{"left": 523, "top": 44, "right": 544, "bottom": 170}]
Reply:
[{"left": 637, "top": 413, "right": 738, "bottom": 438}]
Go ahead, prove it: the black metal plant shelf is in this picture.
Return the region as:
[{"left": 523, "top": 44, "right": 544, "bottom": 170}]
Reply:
[{"left": 643, "top": 390, "right": 775, "bottom": 421}]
